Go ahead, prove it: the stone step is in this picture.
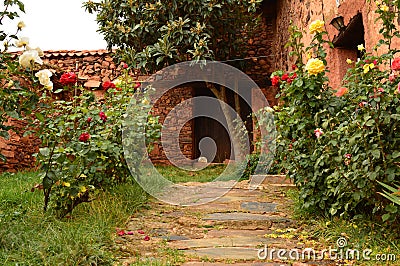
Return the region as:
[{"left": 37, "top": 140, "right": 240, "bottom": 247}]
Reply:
[
  {"left": 184, "top": 247, "right": 260, "bottom": 260},
  {"left": 169, "top": 236, "right": 292, "bottom": 250},
  {"left": 202, "top": 212, "right": 292, "bottom": 223}
]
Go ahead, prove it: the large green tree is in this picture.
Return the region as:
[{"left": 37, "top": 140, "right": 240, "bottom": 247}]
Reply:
[{"left": 84, "top": 0, "right": 262, "bottom": 73}]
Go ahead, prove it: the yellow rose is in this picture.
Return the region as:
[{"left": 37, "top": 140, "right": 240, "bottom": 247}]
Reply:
[
  {"left": 346, "top": 58, "right": 353, "bottom": 64},
  {"left": 380, "top": 4, "right": 389, "bottom": 12},
  {"left": 363, "top": 63, "right": 375, "bottom": 74},
  {"left": 357, "top": 44, "right": 365, "bottom": 51},
  {"left": 309, "top": 20, "right": 325, "bottom": 35},
  {"left": 305, "top": 58, "right": 325, "bottom": 76}
]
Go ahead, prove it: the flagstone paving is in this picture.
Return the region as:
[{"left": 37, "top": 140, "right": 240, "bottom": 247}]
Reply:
[{"left": 116, "top": 176, "right": 337, "bottom": 265}]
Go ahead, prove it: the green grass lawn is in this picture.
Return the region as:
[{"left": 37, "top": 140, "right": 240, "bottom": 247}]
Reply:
[
  {"left": 0, "top": 171, "right": 148, "bottom": 265},
  {"left": 155, "top": 164, "right": 227, "bottom": 183}
]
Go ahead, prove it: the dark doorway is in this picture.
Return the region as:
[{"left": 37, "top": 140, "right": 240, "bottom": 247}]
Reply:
[{"left": 192, "top": 82, "right": 253, "bottom": 163}]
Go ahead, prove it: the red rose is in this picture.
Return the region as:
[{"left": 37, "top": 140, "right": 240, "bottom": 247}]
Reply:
[
  {"left": 99, "top": 111, "right": 107, "bottom": 122},
  {"left": 87, "top": 117, "right": 92, "bottom": 123},
  {"left": 271, "top": 75, "right": 280, "bottom": 86},
  {"left": 59, "top": 72, "right": 77, "bottom": 85},
  {"left": 102, "top": 81, "right": 116, "bottom": 91},
  {"left": 281, "top": 73, "right": 289, "bottom": 81},
  {"left": 143, "top": 235, "right": 150, "bottom": 241},
  {"left": 292, "top": 64, "right": 297, "bottom": 70},
  {"left": 373, "top": 59, "right": 378, "bottom": 65},
  {"left": 287, "top": 73, "right": 297, "bottom": 84},
  {"left": 134, "top": 82, "right": 141, "bottom": 89},
  {"left": 123, "top": 63, "right": 128, "bottom": 69},
  {"left": 391, "top": 58, "right": 400, "bottom": 71},
  {"left": 79, "top": 132, "right": 90, "bottom": 142}
]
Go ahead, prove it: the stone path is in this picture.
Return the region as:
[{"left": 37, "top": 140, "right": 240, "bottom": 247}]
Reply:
[{"left": 115, "top": 176, "right": 337, "bottom": 266}]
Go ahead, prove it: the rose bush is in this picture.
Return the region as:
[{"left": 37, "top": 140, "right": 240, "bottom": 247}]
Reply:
[
  {"left": 274, "top": 1, "right": 400, "bottom": 223},
  {"left": 36, "top": 74, "right": 161, "bottom": 217}
]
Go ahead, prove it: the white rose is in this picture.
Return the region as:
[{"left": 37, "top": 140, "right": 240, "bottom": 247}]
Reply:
[
  {"left": 15, "top": 37, "right": 29, "bottom": 47},
  {"left": 19, "top": 49, "right": 43, "bottom": 69},
  {"left": 35, "top": 69, "right": 53, "bottom": 90},
  {"left": 33, "top": 47, "right": 44, "bottom": 57}
]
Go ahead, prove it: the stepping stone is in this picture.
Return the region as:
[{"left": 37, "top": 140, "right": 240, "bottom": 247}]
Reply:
[
  {"left": 169, "top": 236, "right": 288, "bottom": 249},
  {"left": 240, "top": 202, "right": 278, "bottom": 213},
  {"left": 184, "top": 247, "right": 259, "bottom": 260},
  {"left": 203, "top": 212, "right": 292, "bottom": 223},
  {"left": 206, "top": 229, "right": 272, "bottom": 238}
]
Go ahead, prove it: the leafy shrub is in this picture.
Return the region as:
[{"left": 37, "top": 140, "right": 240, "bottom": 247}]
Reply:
[
  {"left": 274, "top": 2, "right": 400, "bottom": 223},
  {"left": 84, "top": 0, "right": 262, "bottom": 73},
  {"left": 36, "top": 76, "right": 160, "bottom": 217}
]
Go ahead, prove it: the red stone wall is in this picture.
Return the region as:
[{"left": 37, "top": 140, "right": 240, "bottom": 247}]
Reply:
[
  {"left": 0, "top": 118, "right": 40, "bottom": 172},
  {"left": 41, "top": 50, "right": 130, "bottom": 88},
  {"left": 149, "top": 87, "right": 193, "bottom": 165}
]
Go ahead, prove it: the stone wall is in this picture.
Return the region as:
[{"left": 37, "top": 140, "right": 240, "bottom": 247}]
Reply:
[
  {"left": 0, "top": 118, "right": 40, "bottom": 172},
  {"left": 246, "top": 5, "right": 278, "bottom": 107},
  {"left": 272, "top": 0, "right": 400, "bottom": 88},
  {"left": 42, "top": 50, "right": 130, "bottom": 89},
  {"left": 148, "top": 87, "right": 193, "bottom": 165}
]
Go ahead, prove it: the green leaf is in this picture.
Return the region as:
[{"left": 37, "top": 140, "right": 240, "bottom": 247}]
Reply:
[
  {"left": 392, "top": 151, "right": 400, "bottom": 158},
  {"left": 371, "top": 149, "right": 380, "bottom": 159},
  {"left": 0, "top": 130, "right": 10, "bottom": 140},
  {"left": 365, "top": 119, "right": 375, "bottom": 127},
  {"left": 39, "top": 147, "right": 50, "bottom": 157},
  {"left": 35, "top": 113, "right": 45, "bottom": 122},
  {"left": 385, "top": 204, "right": 398, "bottom": 214},
  {"left": 382, "top": 213, "right": 391, "bottom": 222},
  {"left": 391, "top": 114, "right": 400, "bottom": 120}
]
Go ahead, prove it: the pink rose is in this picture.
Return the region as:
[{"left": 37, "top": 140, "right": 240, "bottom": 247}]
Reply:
[
  {"left": 391, "top": 58, "right": 400, "bottom": 71},
  {"left": 314, "top": 128, "right": 324, "bottom": 138},
  {"left": 99, "top": 111, "right": 107, "bottom": 122},
  {"left": 389, "top": 73, "right": 397, "bottom": 83}
]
